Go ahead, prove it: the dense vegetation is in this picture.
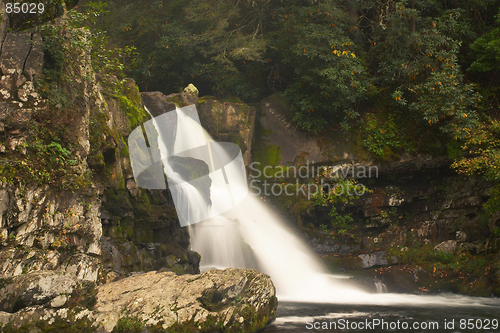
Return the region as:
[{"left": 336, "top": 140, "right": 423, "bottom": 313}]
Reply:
[
  {"left": 76, "top": 0, "right": 500, "bottom": 212},
  {"left": 80, "top": 1, "right": 496, "bottom": 131}
]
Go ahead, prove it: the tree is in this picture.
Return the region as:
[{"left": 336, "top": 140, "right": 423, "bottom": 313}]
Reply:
[{"left": 274, "top": 1, "right": 369, "bottom": 133}]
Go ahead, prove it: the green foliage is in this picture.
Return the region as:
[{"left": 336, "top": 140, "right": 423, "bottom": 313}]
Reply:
[
  {"left": 449, "top": 118, "right": 500, "bottom": 224},
  {"left": 311, "top": 175, "right": 370, "bottom": 232},
  {"left": 91, "top": 0, "right": 273, "bottom": 98},
  {"left": 276, "top": 2, "right": 369, "bottom": 133},
  {"left": 407, "top": 26, "right": 480, "bottom": 138},
  {"left": 113, "top": 317, "right": 144, "bottom": 333},
  {"left": 7, "top": 0, "right": 67, "bottom": 31},
  {"left": 86, "top": 0, "right": 500, "bottom": 146},
  {"left": 362, "top": 114, "right": 405, "bottom": 157},
  {"left": 0, "top": 131, "right": 90, "bottom": 190},
  {"left": 329, "top": 206, "right": 354, "bottom": 234},
  {"left": 39, "top": 11, "right": 92, "bottom": 108},
  {"left": 451, "top": 120, "right": 500, "bottom": 177},
  {"left": 469, "top": 10, "right": 500, "bottom": 72},
  {"left": 369, "top": 3, "right": 480, "bottom": 140},
  {"left": 392, "top": 243, "right": 493, "bottom": 279},
  {"left": 39, "top": 2, "right": 135, "bottom": 108}
]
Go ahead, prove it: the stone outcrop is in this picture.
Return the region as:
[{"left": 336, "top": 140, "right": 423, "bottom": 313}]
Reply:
[
  {"left": 197, "top": 98, "right": 256, "bottom": 165},
  {"left": 0, "top": 183, "right": 102, "bottom": 281},
  {"left": 94, "top": 268, "right": 276, "bottom": 332},
  {"left": 358, "top": 251, "right": 398, "bottom": 269},
  {"left": 257, "top": 93, "right": 326, "bottom": 165},
  {"left": 142, "top": 89, "right": 256, "bottom": 165},
  {"left": 0, "top": 2, "right": 9, "bottom": 50},
  {"left": 0, "top": 32, "right": 32, "bottom": 76},
  {"left": 0, "top": 271, "right": 80, "bottom": 312},
  {"left": 0, "top": 24, "right": 99, "bottom": 282},
  {"left": 0, "top": 13, "right": 275, "bottom": 333},
  {"left": 0, "top": 268, "right": 277, "bottom": 333}
]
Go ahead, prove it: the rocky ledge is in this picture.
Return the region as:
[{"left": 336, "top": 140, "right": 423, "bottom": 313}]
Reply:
[{"left": 0, "top": 268, "right": 277, "bottom": 333}]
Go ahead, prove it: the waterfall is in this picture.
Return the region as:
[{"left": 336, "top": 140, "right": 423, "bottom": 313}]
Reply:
[
  {"left": 133, "top": 105, "right": 500, "bottom": 307},
  {"left": 375, "top": 281, "right": 388, "bottom": 293},
  {"left": 203, "top": 194, "right": 367, "bottom": 301},
  {"left": 137, "top": 106, "right": 365, "bottom": 301}
]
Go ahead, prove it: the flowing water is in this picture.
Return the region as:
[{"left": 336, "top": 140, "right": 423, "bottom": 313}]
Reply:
[
  {"left": 145, "top": 106, "right": 500, "bottom": 331},
  {"left": 262, "top": 301, "right": 500, "bottom": 332}
]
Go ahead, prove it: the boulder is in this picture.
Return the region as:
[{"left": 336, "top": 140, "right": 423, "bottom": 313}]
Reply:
[
  {"left": 141, "top": 91, "right": 178, "bottom": 117},
  {"left": 434, "top": 240, "right": 457, "bottom": 253},
  {"left": 183, "top": 83, "right": 199, "bottom": 100},
  {"left": 0, "top": 268, "right": 277, "bottom": 333},
  {"left": 358, "top": 251, "right": 398, "bottom": 269},
  {"left": 142, "top": 84, "right": 198, "bottom": 117},
  {"left": 94, "top": 268, "right": 277, "bottom": 332}
]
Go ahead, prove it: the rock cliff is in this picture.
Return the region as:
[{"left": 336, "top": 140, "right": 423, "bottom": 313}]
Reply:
[{"left": 0, "top": 3, "right": 277, "bottom": 332}]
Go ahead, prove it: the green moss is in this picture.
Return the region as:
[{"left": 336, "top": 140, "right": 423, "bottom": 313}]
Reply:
[
  {"left": 197, "top": 95, "right": 217, "bottom": 104},
  {"left": 117, "top": 95, "right": 148, "bottom": 129},
  {"left": 221, "top": 96, "right": 243, "bottom": 104},
  {"left": 122, "top": 79, "right": 143, "bottom": 106},
  {"left": 112, "top": 317, "right": 144, "bottom": 333},
  {"left": 119, "top": 139, "right": 130, "bottom": 158},
  {"left": 166, "top": 95, "right": 182, "bottom": 106},
  {"left": 131, "top": 190, "right": 152, "bottom": 216},
  {"left": 232, "top": 134, "right": 247, "bottom": 157},
  {"left": 89, "top": 107, "right": 119, "bottom": 158},
  {"left": 252, "top": 144, "right": 281, "bottom": 177},
  {"left": 104, "top": 188, "right": 132, "bottom": 216}
]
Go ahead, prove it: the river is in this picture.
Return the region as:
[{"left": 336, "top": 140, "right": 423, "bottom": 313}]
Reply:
[{"left": 263, "top": 298, "right": 500, "bottom": 332}]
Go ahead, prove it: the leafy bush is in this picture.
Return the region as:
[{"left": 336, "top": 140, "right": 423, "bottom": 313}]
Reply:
[{"left": 362, "top": 114, "right": 404, "bottom": 157}]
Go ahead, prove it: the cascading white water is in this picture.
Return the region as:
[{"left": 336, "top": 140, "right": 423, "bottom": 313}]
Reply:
[
  {"left": 144, "top": 107, "right": 364, "bottom": 300},
  {"left": 144, "top": 105, "right": 500, "bottom": 307},
  {"left": 375, "top": 281, "right": 388, "bottom": 293},
  {"left": 142, "top": 105, "right": 361, "bottom": 300}
]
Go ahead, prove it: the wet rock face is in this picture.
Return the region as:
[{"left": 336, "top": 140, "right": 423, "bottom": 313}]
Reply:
[
  {"left": 0, "top": 268, "right": 277, "bottom": 333},
  {"left": 142, "top": 88, "right": 256, "bottom": 165}
]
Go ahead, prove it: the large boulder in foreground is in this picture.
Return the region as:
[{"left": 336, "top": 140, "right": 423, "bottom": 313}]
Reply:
[
  {"left": 95, "top": 268, "right": 277, "bottom": 332},
  {"left": 0, "top": 268, "right": 277, "bottom": 333}
]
